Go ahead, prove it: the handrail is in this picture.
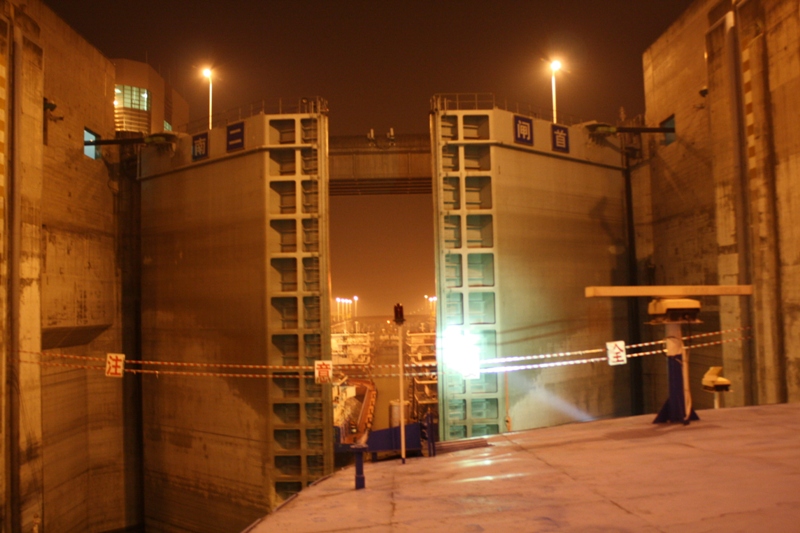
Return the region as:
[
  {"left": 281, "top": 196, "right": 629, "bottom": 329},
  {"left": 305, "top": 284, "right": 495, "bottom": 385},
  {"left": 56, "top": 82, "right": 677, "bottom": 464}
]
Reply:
[
  {"left": 431, "top": 92, "right": 584, "bottom": 126},
  {"left": 180, "top": 96, "right": 329, "bottom": 134}
]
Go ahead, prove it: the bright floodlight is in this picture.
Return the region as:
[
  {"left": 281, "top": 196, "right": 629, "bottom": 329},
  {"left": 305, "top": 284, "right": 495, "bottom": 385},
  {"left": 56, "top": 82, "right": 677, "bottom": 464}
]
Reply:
[
  {"left": 202, "top": 68, "right": 212, "bottom": 78},
  {"left": 443, "top": 326, "right": 481, "bottom": 379},
  {"left": 550, "top": 60, "right": 562, "bottom": 72}
]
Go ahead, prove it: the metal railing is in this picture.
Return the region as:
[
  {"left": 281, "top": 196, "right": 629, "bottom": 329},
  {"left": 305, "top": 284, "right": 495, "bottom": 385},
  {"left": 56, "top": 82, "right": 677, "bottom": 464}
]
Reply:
[
  {"left": 181, "top": 96, "right": 329, "bottom": 134},
  {"left": 431, "top": 93, "right": 584, "bottom": 126}
]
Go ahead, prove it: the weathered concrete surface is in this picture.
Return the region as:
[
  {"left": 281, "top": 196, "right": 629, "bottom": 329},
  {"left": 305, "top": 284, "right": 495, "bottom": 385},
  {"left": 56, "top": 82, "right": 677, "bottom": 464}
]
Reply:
[
  {"left": 1, "top": 2, "right": 140, "bottom": 531},
  {"left": 250, "top": 402, "right": 800, "bottom": 532},
  {"left": 637, "top": 0, "right": 800, "bottom": 409},
  {"left": 638, "top": 0, "right": 725, "bottom": 415}
]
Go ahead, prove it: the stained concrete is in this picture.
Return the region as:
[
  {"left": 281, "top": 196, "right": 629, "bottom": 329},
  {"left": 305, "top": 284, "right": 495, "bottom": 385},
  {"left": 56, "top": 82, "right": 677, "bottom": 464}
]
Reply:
[{"left": 248, "top": 402, "right": 800, "bottom": 532}]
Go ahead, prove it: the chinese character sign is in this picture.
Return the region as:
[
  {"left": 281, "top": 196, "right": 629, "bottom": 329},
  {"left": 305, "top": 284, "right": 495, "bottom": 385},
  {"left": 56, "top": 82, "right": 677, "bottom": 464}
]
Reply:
[
  {"left": 192, "top": 132, "right": 209, "bottom": 161},
  {"left": 606, "top": 341, "right": 627, "bottom": 366},
  {"left": 105, "top": 353, "right": 126, "bottom": 378},
  {"left": 226, "top": 122, "right": 245, "bottom": 152},
  {"left": 513, "top": 115, "right": 534, "bottom": 146},
  {"left": 551, "top": 124, "right": 570, "bottom": 153},
  {"left": 314, "top": 360, "right": 333, "bottom": 384}
]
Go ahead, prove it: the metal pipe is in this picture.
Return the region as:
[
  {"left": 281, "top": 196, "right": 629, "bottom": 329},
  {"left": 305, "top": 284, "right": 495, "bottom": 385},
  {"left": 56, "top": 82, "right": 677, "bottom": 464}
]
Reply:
[
  {"left": 398, "top": 323, "right": 406, "bottom": 464},
  {"left": 622, "top": 144, "right": 644, "bottom": 415}
]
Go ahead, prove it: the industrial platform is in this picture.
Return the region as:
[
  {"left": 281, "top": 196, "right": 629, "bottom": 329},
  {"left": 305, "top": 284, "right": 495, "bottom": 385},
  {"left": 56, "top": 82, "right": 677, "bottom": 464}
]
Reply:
[{"left": 246, "top": 402, "right": 800, "bottom": 532}]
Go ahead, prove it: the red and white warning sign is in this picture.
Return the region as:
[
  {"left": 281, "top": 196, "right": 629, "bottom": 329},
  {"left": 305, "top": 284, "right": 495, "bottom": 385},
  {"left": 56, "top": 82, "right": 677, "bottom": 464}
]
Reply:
[
  {"left": 606, "top": 341, "right": 627, "bottom": 366},
  {"left": 105, "top": 353, "right": 126, "bottom": 377},
  {"left": 314, "top": 360, "right": 333, "bottom": 384}
]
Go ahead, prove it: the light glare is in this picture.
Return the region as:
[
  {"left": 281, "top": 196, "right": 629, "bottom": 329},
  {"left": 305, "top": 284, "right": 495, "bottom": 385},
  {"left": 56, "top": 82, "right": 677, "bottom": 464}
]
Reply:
[{"left": 443, "top": 326, "right": 481, "bottom": 379}]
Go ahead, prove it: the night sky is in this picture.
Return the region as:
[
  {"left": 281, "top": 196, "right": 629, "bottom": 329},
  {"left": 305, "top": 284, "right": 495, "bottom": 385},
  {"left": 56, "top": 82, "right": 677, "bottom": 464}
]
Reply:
[{"left": 45, "top": 0, "right": 694, "bottom": 317}]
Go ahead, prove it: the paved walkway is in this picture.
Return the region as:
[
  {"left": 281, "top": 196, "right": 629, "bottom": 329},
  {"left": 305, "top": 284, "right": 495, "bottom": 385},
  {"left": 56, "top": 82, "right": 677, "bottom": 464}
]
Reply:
[{"left": 246, "top": 403, "right": 800, "bottom": 532}]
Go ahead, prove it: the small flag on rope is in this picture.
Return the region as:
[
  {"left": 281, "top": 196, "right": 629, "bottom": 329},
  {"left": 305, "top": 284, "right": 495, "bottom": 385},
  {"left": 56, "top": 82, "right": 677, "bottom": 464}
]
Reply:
[
  {"left": 314, "top": 360, "right": 333, "bottom": 384},
  {"left": 606, "top": 341, "right": 627, "bottom": 366},
  {"left": 105, "top": 353, "right": 126, "bottom": 378}
]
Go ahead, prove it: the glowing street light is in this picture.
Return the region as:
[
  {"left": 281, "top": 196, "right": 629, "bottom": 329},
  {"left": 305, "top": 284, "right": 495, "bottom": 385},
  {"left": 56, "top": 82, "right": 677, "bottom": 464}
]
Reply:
[
  {"left": 550, "top": 60, "right": 562, "bottom": 124},
  {"left": 353, "top": 296, "right": 358, "bottom": 319},
  {"left": 203, "top": 67, "right": 213, "bottom": 130}
]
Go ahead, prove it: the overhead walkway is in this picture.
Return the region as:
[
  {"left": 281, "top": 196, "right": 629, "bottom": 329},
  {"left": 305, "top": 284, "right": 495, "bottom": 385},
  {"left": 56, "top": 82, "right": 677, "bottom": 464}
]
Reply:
[
  {"left": 246, "top": 402, "right": 800, "bottom": 532},
  {"left": 329, "top": 134, "right": 432, "bottom": 195}
]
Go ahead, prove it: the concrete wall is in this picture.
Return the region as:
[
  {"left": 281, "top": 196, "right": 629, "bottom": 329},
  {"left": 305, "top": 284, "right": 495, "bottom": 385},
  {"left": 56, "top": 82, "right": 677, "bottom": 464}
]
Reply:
[
  {"left": 2, "top": 1, "right": 140, "bottom": 531},
  {"left": 140, "top": 110, "right": 332, "bottom": 531},
  {"left": 431, "top": 102, "right": 631, "bottom": 437},
  {"left": 1, "top": 5, "right": 46, "bottom": 530},
  {"left": 636, "top": 0, "right": 727, "bottom": 413},
  {"left": 141, "top": 149, "right": 271, "bottom": 530},
  {"left": 494, "top": 114, "right": 631, "bottom": 429},
  {"left": 635, "top": 0, "right": 800, "bottom": 408}
]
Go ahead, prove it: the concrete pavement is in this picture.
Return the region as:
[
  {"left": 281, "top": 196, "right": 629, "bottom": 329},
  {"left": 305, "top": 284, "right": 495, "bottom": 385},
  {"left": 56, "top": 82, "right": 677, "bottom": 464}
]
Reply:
[{"left": 246, "top": 403, "right": 800, "bottom": 532}]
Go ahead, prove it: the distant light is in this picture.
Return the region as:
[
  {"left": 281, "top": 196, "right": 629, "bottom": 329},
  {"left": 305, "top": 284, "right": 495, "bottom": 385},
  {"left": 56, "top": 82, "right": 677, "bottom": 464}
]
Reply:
[
  {"left": 202, "top": 68, "right": 212, "bottom": 79},
  {"left": 113, "top": 99, "right": 119, "bottom": 107},
  {"left": 550, "top": 60, "right": 562, "bottom": 73},
  {"left": 353, "top": 296, "right": 358, "bottom": 301}
]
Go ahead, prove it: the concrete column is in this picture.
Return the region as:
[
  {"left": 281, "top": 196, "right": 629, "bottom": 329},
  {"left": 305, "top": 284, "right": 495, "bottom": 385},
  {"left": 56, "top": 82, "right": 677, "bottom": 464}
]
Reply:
[
  {"left": 759, "top": 0, "right": 800, "bottom": 402},
  {"left": 735, "top": 0, "right": 790, "bottom": 404},
  {"left": 706, "top": 10, "right": 755, "bottom": 407},
  {"left": 0, "top": 13, "right": 10, "bottom": 530},
  {"left": 8, "top": 18, "right": 45, "bottom": 533}
]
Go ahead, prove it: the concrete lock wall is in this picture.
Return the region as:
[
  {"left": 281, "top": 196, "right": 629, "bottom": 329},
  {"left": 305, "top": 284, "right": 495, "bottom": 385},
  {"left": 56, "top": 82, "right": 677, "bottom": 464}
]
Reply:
[
  {"left": 430, "top": 99, "right": 632, "bottom": 438},
  {"left": 636, "top": 0, "right": 800, "bottom": 409},
  {"left": 140, "top": 109, "right": 332, "bottom": 531},
  {"left": 636, "top": 0, "right": 726, "bottom": 414},
  {"left": 493, "top": 120, "right": 632, "bottom": 429},
  {"left": 1, "top": 0, "right": 139, "bottom": 531}
]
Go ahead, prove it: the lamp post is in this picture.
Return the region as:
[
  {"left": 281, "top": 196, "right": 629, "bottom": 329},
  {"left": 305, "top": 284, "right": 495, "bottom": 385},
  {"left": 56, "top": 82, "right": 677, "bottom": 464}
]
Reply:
[
  {"left": 203, "top": 68, "right": 213, "bottom": 130},
  {"left": 550, "top": 60, "right": 561, "bottom": 124}
]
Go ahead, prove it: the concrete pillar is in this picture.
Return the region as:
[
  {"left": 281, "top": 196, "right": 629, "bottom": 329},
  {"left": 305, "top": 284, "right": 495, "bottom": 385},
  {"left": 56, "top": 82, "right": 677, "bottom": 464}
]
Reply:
[
  {"left": 706, "top": 10, "right": 756, "bottom": 407},
  {"left": 7, "top": 15, "right": 46, "bottom": 533},
  {"left": 738, "top": 18, "right": 784, "bottom": 405},
  {"left": 758, "top": 0, "right": 800, "bottom": 402}
]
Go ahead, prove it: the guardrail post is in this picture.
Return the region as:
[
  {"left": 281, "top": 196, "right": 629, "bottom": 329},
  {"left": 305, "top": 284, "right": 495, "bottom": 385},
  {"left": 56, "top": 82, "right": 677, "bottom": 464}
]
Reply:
[{"left": 353, "top": 444, "right": 367, "bottom": 490}]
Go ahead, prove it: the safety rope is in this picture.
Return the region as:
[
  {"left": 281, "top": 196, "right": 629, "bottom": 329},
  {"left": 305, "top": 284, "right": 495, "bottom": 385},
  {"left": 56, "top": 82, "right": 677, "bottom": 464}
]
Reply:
[{"left": 16, "top": 327, "right": 751, "bottom": 379}]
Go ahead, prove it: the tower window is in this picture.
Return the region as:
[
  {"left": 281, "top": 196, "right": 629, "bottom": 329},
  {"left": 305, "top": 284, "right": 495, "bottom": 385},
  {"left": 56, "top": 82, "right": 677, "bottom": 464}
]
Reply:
[
  {"left": 84, "top": 128, "right": 100, "bottom": 159},
  {"left": 115, "top": 85, "right": 150, "bottom": 111}
]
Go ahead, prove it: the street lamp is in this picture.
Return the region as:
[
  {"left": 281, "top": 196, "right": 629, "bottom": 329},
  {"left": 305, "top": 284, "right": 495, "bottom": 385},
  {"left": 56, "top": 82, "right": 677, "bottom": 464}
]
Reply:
[
  {"left": 550, "top": 60, "right": 561, "bottom": 124},
  {"left": 203, "top": 67, "right": 213, "bottom": 130},
  {"left": 353, "top": 296, "right": 358, "bottom": 319}
]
